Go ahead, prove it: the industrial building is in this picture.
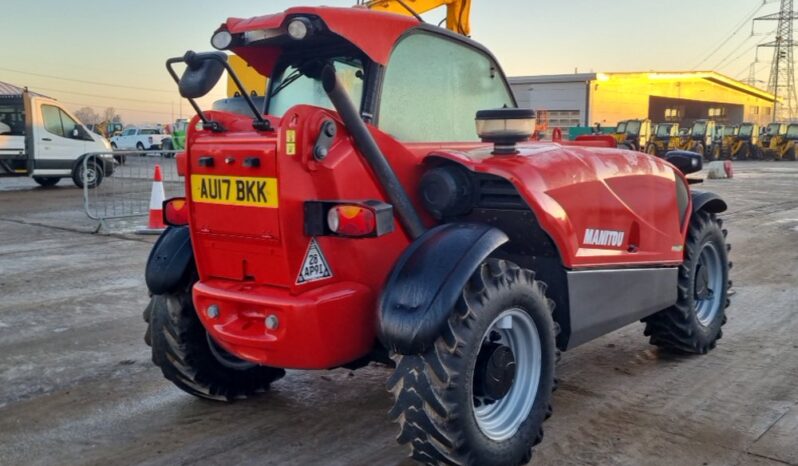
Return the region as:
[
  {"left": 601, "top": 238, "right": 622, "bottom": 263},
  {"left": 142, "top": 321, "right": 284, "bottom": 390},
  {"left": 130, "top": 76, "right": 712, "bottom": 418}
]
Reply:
[{"left": 509, "top": 71, "right": 776, "bottom": 130}]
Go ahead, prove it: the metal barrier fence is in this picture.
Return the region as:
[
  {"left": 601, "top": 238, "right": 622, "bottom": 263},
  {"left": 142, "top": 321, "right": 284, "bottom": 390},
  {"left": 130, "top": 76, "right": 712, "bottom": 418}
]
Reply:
[{"left": 82, "top": 150, "right": 184, "bottom": 231}]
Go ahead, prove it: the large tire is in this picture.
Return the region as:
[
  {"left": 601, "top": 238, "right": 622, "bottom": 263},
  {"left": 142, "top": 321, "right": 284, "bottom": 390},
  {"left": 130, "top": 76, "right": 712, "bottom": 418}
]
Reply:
[
  {"left": 144, "top": 284, "right": 285, "bottom": 401},
  {"left": 72, "top": 159, "right": 104, "bottom": 189},
  {"left": 33, "top": 176, "right": 60, "bottom": 187},
  {"left": 643, "top": 211, "right": 730, "bottom": 354},
  {"left": 786, "top": 147, "right": 797, "bottom": 161},
  {"left": 710, "top": 145, "right": 721, "bottom": 161},
  {"left": 693, "top": 143, "right": 704, "bottom": 158},
  {"left": 388, "top": 259, "right": 557, "bottom": 466},
  {"left": 646, "top": 144, "right": 658, "bottom": 156}
]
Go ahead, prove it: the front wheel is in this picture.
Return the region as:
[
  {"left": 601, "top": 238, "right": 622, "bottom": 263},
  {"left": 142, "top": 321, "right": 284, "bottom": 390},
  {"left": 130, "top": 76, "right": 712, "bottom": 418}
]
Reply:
[
  {"left": 388, "top": 260, "right": 557, "bottom": 466},
  {"left": 144, "top": 285, "right": 285, "bottom": 401},
  {"left": 643, "top": 211, "right": 730, "bottom": 353},
  {"left": 33, "top": 176, "right": 60, "bottom": 187},
  {"left": 72, "top": 160, "right": 104, "bottom": 189}
]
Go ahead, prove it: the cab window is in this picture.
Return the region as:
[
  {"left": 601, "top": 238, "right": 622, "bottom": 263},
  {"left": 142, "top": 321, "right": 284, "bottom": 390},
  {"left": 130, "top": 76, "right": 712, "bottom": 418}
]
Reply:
[
  {"left": 268, "top": 58, "right": 364, "bottom": 117},
  {"left": 41, "top": 105, "right": 83, "bottom": 139},
  {"left": 379, "top": 33, "right": 515, "bottom": 142}
]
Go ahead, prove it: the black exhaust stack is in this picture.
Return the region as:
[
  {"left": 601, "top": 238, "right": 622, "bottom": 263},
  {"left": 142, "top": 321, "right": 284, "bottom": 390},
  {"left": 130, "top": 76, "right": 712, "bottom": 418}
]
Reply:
[{"left": 322, "top": 65, "right": 425, "bottom": 240}]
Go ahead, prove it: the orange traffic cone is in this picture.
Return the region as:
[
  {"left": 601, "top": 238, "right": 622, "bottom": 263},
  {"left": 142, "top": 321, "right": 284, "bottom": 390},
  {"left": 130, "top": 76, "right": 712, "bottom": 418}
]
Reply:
[{"left": 137, "top": 164, "right": 166, "bottom": 234}]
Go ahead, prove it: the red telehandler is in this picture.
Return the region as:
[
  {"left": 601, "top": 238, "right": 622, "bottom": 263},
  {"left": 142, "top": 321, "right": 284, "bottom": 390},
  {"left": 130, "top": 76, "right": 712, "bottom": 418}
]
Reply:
[{"left": 143, "top": 6, "right": 732, "bottom": 465}]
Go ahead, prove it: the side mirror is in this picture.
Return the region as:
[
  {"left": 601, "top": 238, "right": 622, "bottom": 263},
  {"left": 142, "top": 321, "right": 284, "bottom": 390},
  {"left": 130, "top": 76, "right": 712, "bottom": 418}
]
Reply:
[
  {"left": 178, "top": 51, "right": 227, "bottom": 99},
  {"left": 665, "top": 150, "right": 703, "bottom": 175}
]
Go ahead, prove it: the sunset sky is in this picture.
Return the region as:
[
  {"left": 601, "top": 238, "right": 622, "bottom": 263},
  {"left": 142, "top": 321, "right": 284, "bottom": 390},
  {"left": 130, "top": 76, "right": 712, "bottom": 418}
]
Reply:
[{"left": 0, "top": 0, "right": 781, "bottom": 124}]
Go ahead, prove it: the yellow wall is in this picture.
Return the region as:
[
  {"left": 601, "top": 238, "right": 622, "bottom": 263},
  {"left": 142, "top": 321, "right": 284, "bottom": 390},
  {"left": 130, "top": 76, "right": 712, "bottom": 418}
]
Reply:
[{"left": 589, "top": 72, "right": 774, "bottom": 126}]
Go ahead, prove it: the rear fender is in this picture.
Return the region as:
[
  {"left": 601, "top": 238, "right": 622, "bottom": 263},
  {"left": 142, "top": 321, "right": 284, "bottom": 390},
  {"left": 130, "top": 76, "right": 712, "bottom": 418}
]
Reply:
[
  {"left": 145, "top": 226, "right": 195, "bottom": 295},
  {"left": 691, "top": 190, "right": 727, "bottom": 214},
  {"left": 377, "top": 223, "right": 509, "bottom": 355}
]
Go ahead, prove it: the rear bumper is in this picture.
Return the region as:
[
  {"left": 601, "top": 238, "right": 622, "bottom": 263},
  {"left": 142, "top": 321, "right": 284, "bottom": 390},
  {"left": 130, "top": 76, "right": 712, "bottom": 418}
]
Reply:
[{"left": 193, "top": 280, "right": 376, "bottom": 369}]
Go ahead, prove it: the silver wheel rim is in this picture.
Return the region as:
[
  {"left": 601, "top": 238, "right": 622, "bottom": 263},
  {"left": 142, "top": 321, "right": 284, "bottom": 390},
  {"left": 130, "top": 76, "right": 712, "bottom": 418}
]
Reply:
[
  {"left": 694, "top": 242, "right": 723, "bottom": 326},
  {"left": 473, "top": 308, "right": 541, "bottom": 441},
  {"left": 83, "top": 166, "right": 97, "bottom": 185}
]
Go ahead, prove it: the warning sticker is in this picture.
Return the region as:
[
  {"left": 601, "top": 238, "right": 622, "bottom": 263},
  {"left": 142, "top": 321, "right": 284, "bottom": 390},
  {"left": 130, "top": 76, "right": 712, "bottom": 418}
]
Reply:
[{"left": 296, "top": 238, "right": 332, "bottom": 284}]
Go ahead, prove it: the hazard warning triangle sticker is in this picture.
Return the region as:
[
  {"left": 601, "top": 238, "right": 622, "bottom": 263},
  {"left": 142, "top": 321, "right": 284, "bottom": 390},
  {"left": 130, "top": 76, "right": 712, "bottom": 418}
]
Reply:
[{"left": 296, "top": 238, "right": 333, "bottom": 284}]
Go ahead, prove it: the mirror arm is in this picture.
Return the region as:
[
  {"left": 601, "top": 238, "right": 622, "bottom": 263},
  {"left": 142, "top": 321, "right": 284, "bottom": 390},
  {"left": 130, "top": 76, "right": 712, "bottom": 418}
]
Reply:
[{"left": 166, "top": 57, "right": 214, "bottom": 128}]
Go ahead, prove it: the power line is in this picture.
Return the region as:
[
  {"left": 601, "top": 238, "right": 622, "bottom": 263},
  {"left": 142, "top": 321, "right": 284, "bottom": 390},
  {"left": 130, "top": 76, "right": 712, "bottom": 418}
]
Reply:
[
  {"left": 59, "top": 100, "right": 176, "bottom": 117},
  {"left": 0, "top": 66, "right": 175, "bottom": 94},
  {"left": 692, "top": 1, "right": 772, "bottom": 70},
  {"left": 28, "top": 86, "right": 176, "bottom": 106}
]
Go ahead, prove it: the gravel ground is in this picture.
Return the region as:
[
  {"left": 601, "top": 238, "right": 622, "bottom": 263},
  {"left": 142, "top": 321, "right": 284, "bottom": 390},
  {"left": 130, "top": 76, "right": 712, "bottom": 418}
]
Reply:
[{"left": 0, "top": 162, "right": 796, "bottom": 466}]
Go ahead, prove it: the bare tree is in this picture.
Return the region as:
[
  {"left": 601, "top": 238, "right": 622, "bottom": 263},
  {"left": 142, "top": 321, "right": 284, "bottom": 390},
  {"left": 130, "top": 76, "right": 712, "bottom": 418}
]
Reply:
[
  {"left": 103, "top": 107, "right": 122, "bottom": 124},
  {"left": 74, "top": 107, "right": 100, "bottom": 125}
]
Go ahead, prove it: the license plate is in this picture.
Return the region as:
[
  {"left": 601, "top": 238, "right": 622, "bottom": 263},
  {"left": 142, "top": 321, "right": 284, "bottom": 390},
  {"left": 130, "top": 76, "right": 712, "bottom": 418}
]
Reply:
[{"left": 191, "top": 174, "right": 278, "bottom": 208}]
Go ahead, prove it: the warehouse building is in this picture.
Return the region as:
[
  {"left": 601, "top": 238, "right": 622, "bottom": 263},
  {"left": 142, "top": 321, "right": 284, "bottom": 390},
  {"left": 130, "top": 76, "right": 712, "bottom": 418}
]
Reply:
[{"left": 509, "top": 71, "right": 776, "bottom": 130}]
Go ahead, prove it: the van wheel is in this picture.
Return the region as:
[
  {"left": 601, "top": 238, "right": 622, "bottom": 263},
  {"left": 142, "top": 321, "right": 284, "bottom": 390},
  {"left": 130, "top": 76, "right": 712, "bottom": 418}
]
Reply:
[
  {"left": 73, "top": 159, "right": 104, "bottom": 189},
  {"left": 33, "top": 176, "right": 60, "bottom": 187},
  {"left": 388, "top": 260, "right": 557, "bottom": 466}
]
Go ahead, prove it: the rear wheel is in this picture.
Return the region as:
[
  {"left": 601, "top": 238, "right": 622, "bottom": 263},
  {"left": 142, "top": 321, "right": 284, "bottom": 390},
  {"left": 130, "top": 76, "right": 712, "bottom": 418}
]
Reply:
[
  {"left": 693, "top": 143, "right": 704, "bottom": 158},
  {"left": 388, "top": 259, "right": 557, "bottom": 466},
  {"left": 136, "top": 142, "right": 146, "bottom": 156},
  {"left": 33, "top": 176, "right": 60, "bottom": 187},
  {"left": 144, "top": 282, "right": 285, "bottom": 401},
  {"left": 643, "top": 211, "right": 730, "bottom": 354},
  {"left": 787, "top": 147, "right": 797, "bottom": 161}
]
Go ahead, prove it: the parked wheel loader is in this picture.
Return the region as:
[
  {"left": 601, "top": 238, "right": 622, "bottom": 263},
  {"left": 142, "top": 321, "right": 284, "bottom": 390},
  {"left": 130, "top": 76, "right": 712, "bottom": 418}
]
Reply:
[
  {"left": 768, "top": 123, "right": 798, "bottom": 161},
  {"left": 761, "top": 122, "right": 787, "bottom": 160},
  {"left": 729, "top": 122, "right": 761, "bottom": 160},
  {"left": 684, "top": 119, "right": 716, "bottom": 160},
  {"left": 645, "top": 122, "right": 680, "bottom": 156},
  {"left": 615, "top": 118, "right": 651, "bottom": 151},
  {"left": 142, "top": 6, "right": 732, "bottom": 466}
]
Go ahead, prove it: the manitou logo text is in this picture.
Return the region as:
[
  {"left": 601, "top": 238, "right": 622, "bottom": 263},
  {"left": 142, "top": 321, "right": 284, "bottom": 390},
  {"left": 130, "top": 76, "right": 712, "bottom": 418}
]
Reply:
[{"left": 583, "top": 228, "right": 625, "bottom": 248}]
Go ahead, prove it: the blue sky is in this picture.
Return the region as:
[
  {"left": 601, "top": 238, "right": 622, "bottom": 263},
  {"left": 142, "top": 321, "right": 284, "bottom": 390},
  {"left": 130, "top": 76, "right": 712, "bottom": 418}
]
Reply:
[{"left": 0, "top": 0, "right": 781, "bottom": 123}]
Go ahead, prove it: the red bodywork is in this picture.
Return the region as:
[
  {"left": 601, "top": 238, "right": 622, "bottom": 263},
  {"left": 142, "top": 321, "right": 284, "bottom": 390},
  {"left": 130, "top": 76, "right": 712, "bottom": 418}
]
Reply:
[{"left": 183, "top": 7, "right": 691, "bottom": 369}]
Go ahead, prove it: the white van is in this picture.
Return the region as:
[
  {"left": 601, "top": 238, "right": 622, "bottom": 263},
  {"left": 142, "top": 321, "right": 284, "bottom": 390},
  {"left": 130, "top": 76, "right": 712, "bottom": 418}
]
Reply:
[{"left": 0, "top": 90, "right": 115, "bottom": 188}]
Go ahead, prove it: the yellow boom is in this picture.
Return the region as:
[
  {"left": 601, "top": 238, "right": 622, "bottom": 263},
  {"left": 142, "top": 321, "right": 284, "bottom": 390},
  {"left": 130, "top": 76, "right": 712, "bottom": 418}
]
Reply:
[{"left": 362, "top": 0, "right": 472, "bottom": 36}]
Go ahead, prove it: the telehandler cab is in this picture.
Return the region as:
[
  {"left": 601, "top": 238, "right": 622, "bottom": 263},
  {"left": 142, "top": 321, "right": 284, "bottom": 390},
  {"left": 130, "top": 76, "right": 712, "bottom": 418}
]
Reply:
[{"left": 143, "top": 7, "right": 732, "bottom": 466}]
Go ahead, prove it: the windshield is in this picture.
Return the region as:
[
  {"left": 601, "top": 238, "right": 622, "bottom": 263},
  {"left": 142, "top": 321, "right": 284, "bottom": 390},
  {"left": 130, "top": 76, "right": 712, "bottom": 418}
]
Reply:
[
  {"left": 738, "top": 124, "right": 753, "bottom": 137},
  {"left": 615, "top": 121, "right": 627, "bottom": 133},
  {"left": 268, "top": 58, "right": 364, "bottom": 117},
  {"left": 692, "top": 121, "right": 707, "bottom": 136},
  {"left": 625, "top": 120, "right": 640, "bottom": 135},
  {"left": 656, "top": 124, "right": 673, "bottom": 137},
  {"left": 767, "top": 123, "right": 781, "bottom": 135}
]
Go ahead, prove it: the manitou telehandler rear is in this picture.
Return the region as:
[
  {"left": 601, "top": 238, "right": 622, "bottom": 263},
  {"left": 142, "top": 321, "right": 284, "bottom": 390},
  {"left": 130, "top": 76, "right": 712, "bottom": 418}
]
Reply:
[{"left": 142, "top": 7, "right": 732, "bottom": 466}]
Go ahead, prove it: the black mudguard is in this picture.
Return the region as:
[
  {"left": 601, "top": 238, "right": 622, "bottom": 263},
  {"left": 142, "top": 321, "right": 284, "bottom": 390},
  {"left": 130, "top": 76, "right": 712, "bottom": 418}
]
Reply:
[
  {"left": 145, "top": 226, "right": 194, "bottom": 295},
  {"left": 691, "top": 190, "right": 727, "bottom": 214},
  {"left": 377, "top": 223, "right": 509, "bottom": 355}
]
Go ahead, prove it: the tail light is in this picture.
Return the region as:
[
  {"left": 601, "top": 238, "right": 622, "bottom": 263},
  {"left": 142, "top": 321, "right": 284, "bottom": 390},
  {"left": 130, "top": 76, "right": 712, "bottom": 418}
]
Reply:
[
  {"left": 305, "top": 200, "right": 393, "bottom": 238},
  {"left": 163, "top": 197, "right": 189, "bottom": 226}
]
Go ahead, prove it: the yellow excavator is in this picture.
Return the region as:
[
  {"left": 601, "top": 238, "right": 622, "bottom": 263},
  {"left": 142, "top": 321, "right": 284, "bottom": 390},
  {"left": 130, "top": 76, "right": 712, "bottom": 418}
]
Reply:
[{"left": 225, "top": 0, "right": 472, "bottom": 97}]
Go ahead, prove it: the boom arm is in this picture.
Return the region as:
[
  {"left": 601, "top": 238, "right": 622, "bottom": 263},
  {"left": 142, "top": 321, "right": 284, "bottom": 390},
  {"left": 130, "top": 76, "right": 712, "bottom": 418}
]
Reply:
[{"left": 361, "top": 0, "right": 472, "bottom": 35}]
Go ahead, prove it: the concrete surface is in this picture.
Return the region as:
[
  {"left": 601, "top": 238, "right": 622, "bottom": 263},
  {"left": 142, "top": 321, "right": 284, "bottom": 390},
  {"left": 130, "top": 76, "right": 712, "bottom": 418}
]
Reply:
[{"left": 0, "top": 162, "right": 796, "bottom": 466}]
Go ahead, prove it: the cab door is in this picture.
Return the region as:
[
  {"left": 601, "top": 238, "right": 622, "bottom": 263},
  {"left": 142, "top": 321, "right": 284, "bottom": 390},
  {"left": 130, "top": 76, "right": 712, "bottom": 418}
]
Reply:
[{"left": 32, "top": 101, "right": 88, "bottom": 175}]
